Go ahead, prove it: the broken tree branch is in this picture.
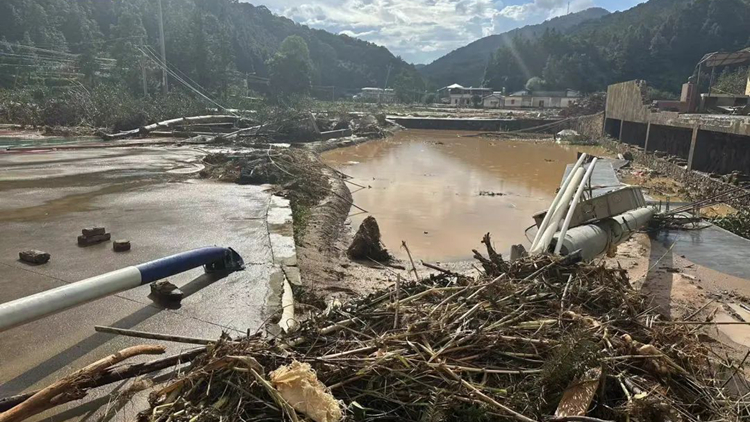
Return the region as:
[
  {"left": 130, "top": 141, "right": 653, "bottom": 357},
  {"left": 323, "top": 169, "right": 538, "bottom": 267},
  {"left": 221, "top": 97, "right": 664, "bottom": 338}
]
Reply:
[{"left": 0, "top": 345, "right": 165, "bottom": 422}]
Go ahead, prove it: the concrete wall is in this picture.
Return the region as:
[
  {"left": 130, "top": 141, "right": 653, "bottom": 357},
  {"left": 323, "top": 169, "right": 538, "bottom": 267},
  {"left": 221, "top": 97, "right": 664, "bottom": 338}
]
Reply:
[
  {"left": 605, "top": 80, "right": 750, "bottom": 175},
  {"left": 646, "top": 124, "right": 693, "bottom": 161},
  {"left": 620, "top": 121, "right": 648, "bottom": 148},
  {"left": 691, "top": 130, "right": 750, "bottom": 175},
  {"left": 566, "top": 112, "right": 605, "bottom": 140},
  {"left": 601, "top": 138, "right": 750, "bottom": 210},
  {"left": 388, "top": 117, "right": 558, "bottom": 131},
  {"left": 605, "top": 80, "right": 651, "bottom": 123}
]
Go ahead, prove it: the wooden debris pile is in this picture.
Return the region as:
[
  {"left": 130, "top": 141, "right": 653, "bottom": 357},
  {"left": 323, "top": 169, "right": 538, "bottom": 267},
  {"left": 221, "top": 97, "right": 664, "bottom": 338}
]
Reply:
[{"left": 132, "top": 247, "right": 742, "bottom": 422}]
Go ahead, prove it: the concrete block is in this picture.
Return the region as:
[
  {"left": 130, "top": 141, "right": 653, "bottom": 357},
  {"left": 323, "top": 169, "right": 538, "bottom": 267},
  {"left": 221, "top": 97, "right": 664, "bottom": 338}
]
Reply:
[
  {"left": 82, "top": 227, "right": 106, "bottom": 237},
  {"left": 77, "top": 233, "right": 111, "bottom": 246},
  {"left": 149, "top": 280, "right": 183, "bottom": 303},
  {"left": 19, "top": 249, "right": 50, "bottom": 264},
  {"left": 113, "top": 240, "right": 131, "bottom": 252}
]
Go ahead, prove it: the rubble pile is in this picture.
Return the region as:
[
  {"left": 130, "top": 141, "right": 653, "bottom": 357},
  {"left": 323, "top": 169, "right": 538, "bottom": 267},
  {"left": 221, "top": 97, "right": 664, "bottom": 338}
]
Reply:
[
  {"left": 560, "top": 93, "right": 606, "bottom": 118},
  {"left": 136, "top": 242, "right": 740, "bottom": 422},
  {"left": 200, "top": 148, "right": 331, "bottom": 214}
]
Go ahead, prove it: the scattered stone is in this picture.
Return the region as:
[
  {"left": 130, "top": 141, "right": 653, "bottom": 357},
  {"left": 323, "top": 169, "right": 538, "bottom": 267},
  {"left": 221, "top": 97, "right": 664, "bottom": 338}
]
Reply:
[
  {"left": 150, "top": 280, "right": 184, "bottom": 302},
  {"left": 113, "top": 240, "right": 131, "bottom": 252},
  {"left": 19, "top": 249, "right": 50, "bottom": 264},
  {"left": 78, "top": 233, "right": 111, "bottom": 246},
  {"left": 347, "top": 216, "right": 391, "bottom": 262},
  {"left": 82, "top": 227, "right": 106, "bottom": 237}
]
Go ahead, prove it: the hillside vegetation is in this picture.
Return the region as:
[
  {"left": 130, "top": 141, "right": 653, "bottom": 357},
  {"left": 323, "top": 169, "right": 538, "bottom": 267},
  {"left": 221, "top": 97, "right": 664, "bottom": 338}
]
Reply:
[
  {"left": 419, "top": 8, "right": 610, "bottom": 89},
  {"left": 483, "top": 0, "right": 750, "bottom": 94},
  {"left": 0, "top": 0, "right": 417, "bottom": 95}
]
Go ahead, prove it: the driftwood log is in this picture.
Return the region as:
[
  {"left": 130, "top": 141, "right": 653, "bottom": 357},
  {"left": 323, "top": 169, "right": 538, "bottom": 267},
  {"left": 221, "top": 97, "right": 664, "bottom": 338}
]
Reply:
[
  {"left": 102, "top": 115, "right": 240, "bottom": 140},
  {"left": 0, "top": 347, "right": 204, "bottom": 412},
  {"left": 0, "top": 345, "right": 165, "bottom": 422},
  {"left": 347, "top": 216, "right": 391, "bottom": 262}
]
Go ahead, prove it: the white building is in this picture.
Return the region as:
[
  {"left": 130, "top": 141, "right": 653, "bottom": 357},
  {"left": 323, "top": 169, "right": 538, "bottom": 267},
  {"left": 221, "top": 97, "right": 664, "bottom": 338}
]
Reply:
[
  {"left": 438, "top": 84, "right": 492, "bottom": 107},
  {"left": 504, "top": 89, "right": 581, "bottom": 108},
  {"left": 482, "top": 92, "right": 504, "bottom": 108},
  {"left": 356, "top": 87, "right": 395, "bottom": 103}
]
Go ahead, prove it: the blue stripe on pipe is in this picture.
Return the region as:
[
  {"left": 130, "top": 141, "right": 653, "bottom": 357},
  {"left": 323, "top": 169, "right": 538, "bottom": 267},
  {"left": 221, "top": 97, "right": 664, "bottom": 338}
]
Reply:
[{"left": 136, "top": 247, "right": 230, "bottom": 284}]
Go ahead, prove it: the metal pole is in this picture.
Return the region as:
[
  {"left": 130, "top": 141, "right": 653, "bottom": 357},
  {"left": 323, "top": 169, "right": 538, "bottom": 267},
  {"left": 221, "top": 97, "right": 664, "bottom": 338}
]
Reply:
[
  {"left": 157, "top": 0, "right": 168, "bottom": 94},
  {"left": 554, "top": 207, "right": 654, "bottom": 261},
  {"left": 140, "top": 40, "right": 148, "bottom": 97},
  {"left": 0, "top": 247, "right": 243, "bottom": 332}
]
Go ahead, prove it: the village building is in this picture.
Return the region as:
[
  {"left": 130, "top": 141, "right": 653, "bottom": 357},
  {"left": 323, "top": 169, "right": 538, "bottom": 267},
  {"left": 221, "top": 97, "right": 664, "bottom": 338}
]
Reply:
[
  {"left": 482, "top": 92, "right": 504, "bottom": 108},
  {"left": 504, "top": 89, "right": 581, "bottom": 108},
  {"left": 355, "top": 87, "right": 395, "bottom": 103},
  {"left": 437, "top": 84, "right": 492, "bottom": 106}
]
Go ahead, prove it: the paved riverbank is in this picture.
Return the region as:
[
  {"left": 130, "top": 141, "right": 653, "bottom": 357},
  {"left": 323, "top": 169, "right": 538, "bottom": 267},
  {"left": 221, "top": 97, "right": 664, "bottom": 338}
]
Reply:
[{"left": 0, "top": 142, "right": 295, "bottom": 420}]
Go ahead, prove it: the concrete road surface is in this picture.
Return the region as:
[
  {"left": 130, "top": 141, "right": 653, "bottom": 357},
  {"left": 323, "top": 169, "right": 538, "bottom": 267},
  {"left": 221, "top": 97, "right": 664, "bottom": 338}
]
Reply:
[{"left": 0, "top": 144, "right": 294, "bottom": 421}]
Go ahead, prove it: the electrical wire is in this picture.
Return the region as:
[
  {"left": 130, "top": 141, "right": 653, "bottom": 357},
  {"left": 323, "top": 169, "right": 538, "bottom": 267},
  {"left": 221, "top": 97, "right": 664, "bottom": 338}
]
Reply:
[
  {"left": 143, "top": 45, "right": 211, "bottom": 98},
  {"left": 137, "top": 46, "right": 237, "bottom": 116}
]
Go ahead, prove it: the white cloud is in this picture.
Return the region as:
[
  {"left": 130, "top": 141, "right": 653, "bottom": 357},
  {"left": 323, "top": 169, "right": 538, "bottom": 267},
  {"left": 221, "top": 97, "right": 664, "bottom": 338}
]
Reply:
[
  {"left": 251, "top": 0, "right": 602, "bottom": 63},
  {"left": 497, "top": 4, "right": 533, "bottom": 20}
]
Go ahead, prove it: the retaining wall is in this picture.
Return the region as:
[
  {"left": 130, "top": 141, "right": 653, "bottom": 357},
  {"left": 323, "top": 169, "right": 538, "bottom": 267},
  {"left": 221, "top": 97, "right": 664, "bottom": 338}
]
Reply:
[{"left": 600, "top": 138, "right": 750, "bottom": 209}]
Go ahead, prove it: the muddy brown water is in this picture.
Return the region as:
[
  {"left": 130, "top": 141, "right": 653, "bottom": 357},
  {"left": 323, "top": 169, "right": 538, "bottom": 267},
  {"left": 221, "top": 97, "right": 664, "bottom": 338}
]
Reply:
[{"left": 322, "top": 129, "right": 608, "bottom": 262}]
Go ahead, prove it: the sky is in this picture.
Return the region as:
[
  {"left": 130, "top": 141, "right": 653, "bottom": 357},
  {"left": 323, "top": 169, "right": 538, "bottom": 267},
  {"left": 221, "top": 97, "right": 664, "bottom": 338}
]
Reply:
[{"left": 251, "top": 0, "right": 646, "bottom": 64}]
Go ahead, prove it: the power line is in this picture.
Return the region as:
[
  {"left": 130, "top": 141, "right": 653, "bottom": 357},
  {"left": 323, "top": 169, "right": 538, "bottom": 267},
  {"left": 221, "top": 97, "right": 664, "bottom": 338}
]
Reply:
[
  {"left": 137, "top": 46, "right": 236, "bottom": 116},
  {"left": 144, "top": 45, "right": 210, "bottom": 97}
]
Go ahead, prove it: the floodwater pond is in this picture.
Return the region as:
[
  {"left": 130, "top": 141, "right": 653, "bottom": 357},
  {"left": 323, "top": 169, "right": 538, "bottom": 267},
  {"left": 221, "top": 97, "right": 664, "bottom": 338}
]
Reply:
[{"left": 322, "top": 129, "right": 608, "bottom": 262}]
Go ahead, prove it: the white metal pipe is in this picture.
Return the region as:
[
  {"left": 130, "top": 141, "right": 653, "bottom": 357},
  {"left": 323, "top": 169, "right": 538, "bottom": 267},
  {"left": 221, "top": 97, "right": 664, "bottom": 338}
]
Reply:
[
  {"left": 555, "top": 158, "right": 599, "bottom": 255},
  {"left": 0, "top": 247, "right": 244, "bottom": 333},
  {"left": 531, "top": 167, "right": 585, "bottom": 254},
  {"left": 0, "top": 267, "right": 141, "bottom": 332},
  {"left": 531, "top": 153, "right": 587, "bottom": 250}
]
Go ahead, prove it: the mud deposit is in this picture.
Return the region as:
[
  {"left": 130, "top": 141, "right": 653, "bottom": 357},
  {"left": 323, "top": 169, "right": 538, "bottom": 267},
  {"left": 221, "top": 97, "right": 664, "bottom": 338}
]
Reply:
[{"left": 323, "top": 129, "right": 607, "bottom": 261}]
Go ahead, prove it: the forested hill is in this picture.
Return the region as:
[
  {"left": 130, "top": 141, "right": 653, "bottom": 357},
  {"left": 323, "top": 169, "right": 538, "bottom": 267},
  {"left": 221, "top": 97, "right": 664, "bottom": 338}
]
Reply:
[
  {"left": 419, "top": 8, "right": 610, "bottom": 89},
  {"left": 483, "top": 0, "right": 750, "bottom": 95},
  {"left": 0, "top": 0, "right": 414, "bottom": 93}
]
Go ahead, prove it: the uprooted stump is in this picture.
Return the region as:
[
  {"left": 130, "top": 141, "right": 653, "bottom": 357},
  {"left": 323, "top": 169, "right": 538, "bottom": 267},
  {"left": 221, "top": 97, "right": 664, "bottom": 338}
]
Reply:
[{"left": 347, "top": 216, "right": 391, "bottom": 262}]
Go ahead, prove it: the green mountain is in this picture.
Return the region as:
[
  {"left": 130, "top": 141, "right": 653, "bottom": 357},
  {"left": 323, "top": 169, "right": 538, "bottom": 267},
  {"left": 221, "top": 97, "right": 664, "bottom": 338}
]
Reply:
[
  {"left": 0, "top": 0, "right": 417, "bottom": 94},
  {"left": 419, "top": 8, "right": 610, "bottom": 89},
  {"left": 483, "top": 0, "right": 750, "bottom": 94}
]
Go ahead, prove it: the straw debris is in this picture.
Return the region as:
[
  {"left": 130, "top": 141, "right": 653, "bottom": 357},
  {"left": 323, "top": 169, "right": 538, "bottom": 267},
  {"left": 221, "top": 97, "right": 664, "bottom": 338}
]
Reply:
[{"left": 137, "top": 238, "right": 744, "bottom": 422}]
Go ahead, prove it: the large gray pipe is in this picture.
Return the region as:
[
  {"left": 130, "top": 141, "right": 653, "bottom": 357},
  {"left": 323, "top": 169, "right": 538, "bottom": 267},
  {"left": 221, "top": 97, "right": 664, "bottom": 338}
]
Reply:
[{"left": 552, "top": 207, "right": 655, "bottom": 261}]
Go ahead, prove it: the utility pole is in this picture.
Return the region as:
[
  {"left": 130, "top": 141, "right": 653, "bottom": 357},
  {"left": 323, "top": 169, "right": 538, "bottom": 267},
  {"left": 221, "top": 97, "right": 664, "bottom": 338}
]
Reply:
[
  {"left": 140, "top": 38, "right": 148, "bottom": 97},
  {"left": 380, "top": 64, "right": 392, "bottom": 104},
  {"left": 157, "top": 0, "right": 168, "bottom": 94},
  {"left": 567, "top": 1, "right": 570, "bottom": 14}
]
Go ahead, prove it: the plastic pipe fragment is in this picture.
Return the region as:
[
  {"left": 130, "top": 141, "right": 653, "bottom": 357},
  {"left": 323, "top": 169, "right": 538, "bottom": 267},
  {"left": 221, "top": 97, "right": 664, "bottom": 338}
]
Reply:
[
  {"left": 0, "top": 247, "right": 244, "bottom": 332},
  {"left": 530, "top": 154, "right": 587, "bottom": 251},
  {"left": 554, "top": 158, "right": 598, "bottom": 255},
  {"left": 531, "top": 167, "right": 585, "bottom": 255}
]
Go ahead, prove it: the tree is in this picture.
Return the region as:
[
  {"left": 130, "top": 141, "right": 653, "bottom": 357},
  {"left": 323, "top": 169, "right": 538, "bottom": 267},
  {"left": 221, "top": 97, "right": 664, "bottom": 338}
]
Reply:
[
  {"left": 525, "top": 77, "right": 546, "bottom": 92},
  {"left": 713, "top": 66, "right": 749, "bottom": 95},
  {"left": 267, "top": 35, "right": 313, "bottom": 99},
  {"left": 422, "top": 92, "right": 437, "bottom": 104},
  {"left": 110, "top": 4, "right": 147, "bottom": 94},
  {"left": 392, "top": 69, "right": 425, "bottom": 103}
]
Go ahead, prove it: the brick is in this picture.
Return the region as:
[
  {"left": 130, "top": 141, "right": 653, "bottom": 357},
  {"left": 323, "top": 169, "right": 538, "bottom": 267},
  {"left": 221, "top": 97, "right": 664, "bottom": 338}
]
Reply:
[
  {"left": 82, "top": 227, "right": 106, "bottom": 237},
  {"left": 113, "top": 240, "right": 131, "bottom": 252},
  {"left": 19, "top": 250, "right": 50, "bottom": 264},
  {"left": 78, "top": 233, "right": 111, "bottom": 246}
]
